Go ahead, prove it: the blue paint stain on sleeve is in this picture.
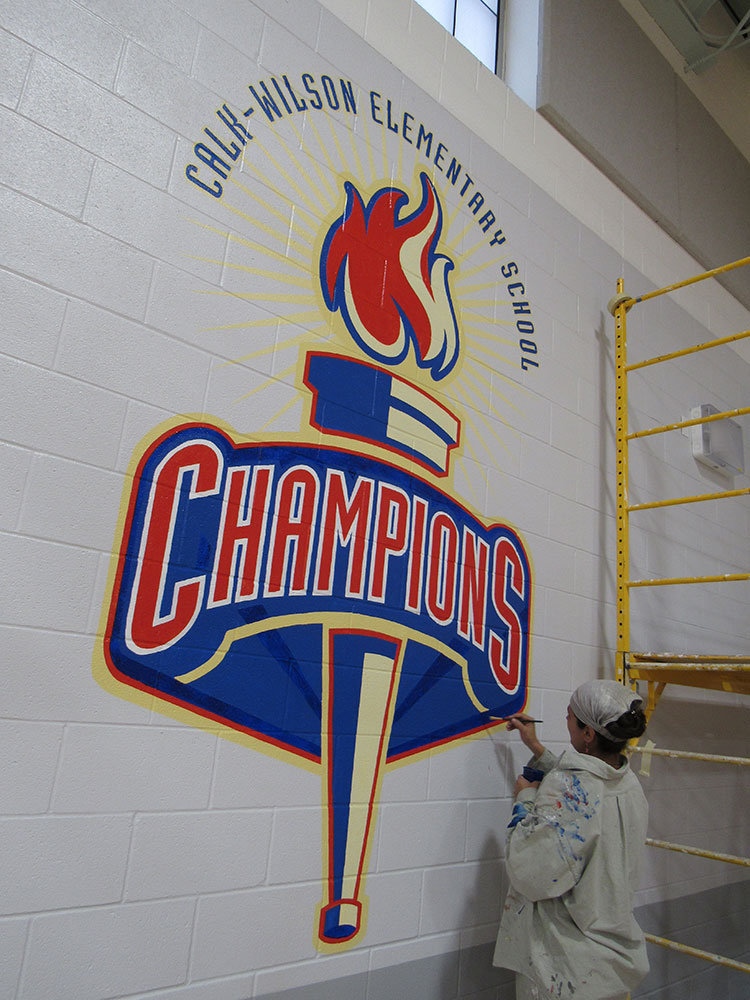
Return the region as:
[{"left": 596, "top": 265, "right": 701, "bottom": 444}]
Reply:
[
  {"left": 561, "top": 773, "right": 597, "bottom": 820},
  {"left": 508, "top": 801, "right": 531, "bottom": 828}
]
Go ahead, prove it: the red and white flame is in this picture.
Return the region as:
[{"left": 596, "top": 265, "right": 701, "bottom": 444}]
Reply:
[{"left": 321, "top": 173, "right": 459, "bottom": 380}]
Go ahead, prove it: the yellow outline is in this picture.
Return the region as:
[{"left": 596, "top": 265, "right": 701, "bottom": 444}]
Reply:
[
  {"left": 175, "top": 611, "right": 487, "bottom": 714},
  {"left": 96, "top": 131, "right": 540, "bottom": 777}
]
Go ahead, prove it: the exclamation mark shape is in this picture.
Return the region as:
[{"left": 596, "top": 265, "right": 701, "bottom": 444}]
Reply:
[{"left": 317, "top": 628, "right": 403, "bottom": 944}]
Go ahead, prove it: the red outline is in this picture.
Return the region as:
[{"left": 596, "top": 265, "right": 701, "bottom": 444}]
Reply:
[
  {"left": 424, "top": 509, "right": 460, "bottom": 625},
  {"left": 387, "top": 717, "right": 508, "bottom": 763},
  {"left": 318, "top": 899, "right": 363, "bottom": 945},
  {"left": 102, "top": 421, "right": 531, "bottom": 763},
  {"left": 303, "top": 352, "right": 461, "bottom": 479},
  {"left": 322, "top": 628, "right": 402, "bottom": 926}
]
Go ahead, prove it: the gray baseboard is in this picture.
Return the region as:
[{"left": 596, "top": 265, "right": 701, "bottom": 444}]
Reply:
[
  {"left": 632, "top": 880, "right": 750, "bottom": 999},
  {"left": 256, "top": 881, "right": 749, "bottom": 1000}
]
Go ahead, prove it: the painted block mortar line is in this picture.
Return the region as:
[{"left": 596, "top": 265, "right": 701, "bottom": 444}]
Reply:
[
  {"left": 4, "top": 0, "right": 750, "bottom": 990},
  {"left": 80, "top": 171, "right": 226, "bottom": 285},
  {"left": 184, "top": 886, "right": 205, "bottom": 989},
  {"left": 34, "top": 716, "right": 72, "bottom": 819},
  {"left": 53, "top": 305, "right": 228, "bottom": 386},
  {"left": 4, "top": 518, "right": 124, "bottom": 561},
  {"left": 205, "top": 733, "right": 224, "bottom": 811},
  {"left": 19, "top": 56, "right": 169, "bottom": 182},
  {"left": 14, "top": 43, "right": 39, "bottom": 114},
  {"left": 2, "top": 207, "right": 155, "bottom": 322},
  {"left": 119, "top": 809, "right": 141, "bottom": 905},
  {"left": 0, "top": 153, "right": 100, "bottom": 237},
  {"left": 84, "top": 139, "right": 111, "bottom": 222},
  {"left": 12, "top": 918, "right": 33, "bottom": 1000},
  {"left": 186, "top": 16, "right": 207, "bottom": 82},
  {"left": 107, "top": 13, "right": 128, "bottom": 90},
  {"left": 45, "top": 303, "right": 88, "bottom": 400},
  {"left": 9, "top": 450, "right": 38, "bottom": 540}
]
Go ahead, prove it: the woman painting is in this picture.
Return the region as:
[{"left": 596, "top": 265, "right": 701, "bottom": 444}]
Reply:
[{"left": 493, "top": 679, "right": 649, "bottom": 1000}]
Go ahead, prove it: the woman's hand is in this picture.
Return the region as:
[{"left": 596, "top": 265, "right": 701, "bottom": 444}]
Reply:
[
  {"left": 507, "top": 715, "right": 545, "bottom": 758},
  {"left": 513, "top": 775, "right": 540, "bottom": 797}
]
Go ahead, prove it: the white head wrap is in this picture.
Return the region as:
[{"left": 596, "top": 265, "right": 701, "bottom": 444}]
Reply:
[{"left": 569, "top": 680, "right": 642, "bottom": 738}]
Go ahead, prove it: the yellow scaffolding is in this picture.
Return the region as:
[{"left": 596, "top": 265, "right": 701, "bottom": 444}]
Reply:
[{"left": 608, "top": 255, "right": 750, "bottom": 980}]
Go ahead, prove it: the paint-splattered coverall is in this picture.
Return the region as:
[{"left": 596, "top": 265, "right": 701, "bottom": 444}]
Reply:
[{"left": 493, "top": 748, "right": 649, "bottom": 1000}]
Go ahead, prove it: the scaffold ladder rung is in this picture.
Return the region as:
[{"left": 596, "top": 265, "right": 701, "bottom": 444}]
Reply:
[
  {"left": 628, "top": 572, "right": 750, "bottom": 587},
  {"left": 629, "top": 746, "right": 750, "bottom": 766},
  {"left": 645, "top": 838, "right": 750, "bottom": 867},
  {"left": 610, "top": 255, "right": 750, "bottom": 982},
  {"left": 643, "top": 935, "right": 750, "bottom": 974},
  {"left": 630, "top": 653, "right": 750, "bottom": 664},
  {"left": 628, "top": 486, "right": 750, "bottom": 511}
]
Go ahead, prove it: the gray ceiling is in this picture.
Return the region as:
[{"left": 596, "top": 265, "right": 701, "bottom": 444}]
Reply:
[
  {"left": 537, "top": 0, "right": 750, "bottom": 310},
  {"left": 637, "top": 0, "right": 750, "bottom": 73}
]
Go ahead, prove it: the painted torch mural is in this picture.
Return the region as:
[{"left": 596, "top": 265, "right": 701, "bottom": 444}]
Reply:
[
  {"left": 97, "top": 76, "right": 535, "bottom": 950},
  {"left": 321, "top": 172, "right": 459, "bottom": 380}
]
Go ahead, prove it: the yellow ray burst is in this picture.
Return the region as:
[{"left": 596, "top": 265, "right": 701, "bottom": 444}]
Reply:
[
  {"left": 224, "top": 224, "right": 316, "bottom": 268},
  {"left": 442, "top": 191, "right": 466, "bottom": 234},
  {"left": 459, "top": 338, "right": 518, "bottom": 381},
  {"left": 457, "top": 276, "right": 511, "bottom": 295},
  {"left": 279, "top": 115, "right": 340, "bottom": 207},
  {"left": 227, "top": 174, "right": 317, "bottom": 242},
  {"left": 460, "top": 373, "right": 519, "bottom": 419},
  {"left": 454, "top": 230, "right": 503, "bottom": 268},
  {"left": 395, "top": 120, "right": 406, "bottom": 189},
  {"left": 459, "top": 308, "right": 513, "bottom": 327},
  {"left": 188, "top": 111, "right": 536, "bottom": 495},
  {"left": 226, "top": 335, "right": 332, "bottom": 370},
  {"left": 232, "top": 359, "right": 300, "bottom": 402},
  {"left": 201, "top": 309, "right": 326, "bottom": 334},
  {"left": 322, "top": 113, "right": 357, "bottom": 185},
  {"left": 345, "top": 124, "right": 369, "bottom": 191},
  {"left": 454, "top": 367, "right": 521, "bottom": 435},
  {"left": 460, "top": 353, "right": 518, "bottom": 392},
  {"left": 246, "top": 133, "right": 334, "bottom": 222},
  {"left": 454, "top": 453, "right": 483, "bottom": 508},
  {"left": 186, "top": 237, "right": 309, "bottom": 278},
  {"left": 460, "top": 296, "right": 510, "bottom": 309},
  {"left": 454, "top": 367, "right": 500, "bottom": 419},
  {"left": 461, "top": 355, "right": 526, "bottom": 407},
  {"left": 362, "top": 115, "right": 380, "bottom": 186},
  {"left": 224, "top": 324, "right": 333, "bottom": 365},
  {"left": 443, "top": 216, "right": 477, "bottom": 256},
  {"left": 219, "top": 253, "right": 311, "bottom": 279},
  {"left": 257, "top": 390, "right": 304, "bottom": 432},
  {"left": 195, "top": 270, "right": 313, "bottom": 291},
  {"left": 461, "top": 328, "right": 517, "bottom": 365},
  {"left": 455, "top": 415, "right": 494, "bottom": 485},
  {"left": 453, "top": 254, "right": 503, "bottom": 283},
  {"left": 360, "top": 108, "right": 391, "bottom": 184},
  {"left": 189, "top": 205, "right": 303, "bottom": 258},
  {"left": 451, "top": 381, "right": 514, "bottom": 464},
  {"left": 233, "top": 154, "right": 329, "bottom": 229},
  {"left": 301, "top": 113, "right": 350, "bottom": 202},
  {"left": 301, "top": 111, "right": 355, "bottom": 198},
  {"left": 208, "top": 292, "right": 315, "bottom": 307},
  {"left": 463, "top": 322, "right": 515, "bottom": 349}
]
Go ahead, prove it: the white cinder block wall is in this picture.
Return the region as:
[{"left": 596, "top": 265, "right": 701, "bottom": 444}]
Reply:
[{"left": 2, "top": 1, "right": 748, "bottom": 998}]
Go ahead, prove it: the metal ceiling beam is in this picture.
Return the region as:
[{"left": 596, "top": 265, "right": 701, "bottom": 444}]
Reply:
[
  {"left": 637, "top": 0, "right": 717, "bottom": 72},
  {"left": 638, "top": 0, "right": 750, "bottom": 72}
]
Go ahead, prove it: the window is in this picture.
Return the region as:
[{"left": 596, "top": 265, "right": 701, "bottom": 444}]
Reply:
[{"left": 415, "top": 0, "right": 502, "bottom": 72}]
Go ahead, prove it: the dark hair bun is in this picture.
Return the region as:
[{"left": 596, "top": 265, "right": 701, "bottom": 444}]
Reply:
[{"left": 606, "top": 703, "right": 647, "bottom": 741}]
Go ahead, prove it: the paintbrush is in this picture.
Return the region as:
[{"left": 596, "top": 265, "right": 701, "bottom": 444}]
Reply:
[{"left": 490, "top": 716, "right": 543, "bottom": 723}]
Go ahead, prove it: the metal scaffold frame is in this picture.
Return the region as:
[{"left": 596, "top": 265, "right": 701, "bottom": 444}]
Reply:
[{"left": 607, "top": 255, "right": 750, "bottom": 980}]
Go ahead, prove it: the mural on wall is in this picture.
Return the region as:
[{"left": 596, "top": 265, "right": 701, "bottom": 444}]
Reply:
[{"left": 95, "top": 69, "right": 539, "bottom": 950}]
